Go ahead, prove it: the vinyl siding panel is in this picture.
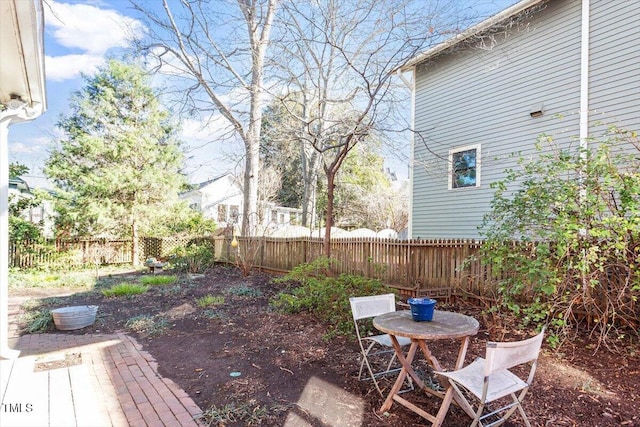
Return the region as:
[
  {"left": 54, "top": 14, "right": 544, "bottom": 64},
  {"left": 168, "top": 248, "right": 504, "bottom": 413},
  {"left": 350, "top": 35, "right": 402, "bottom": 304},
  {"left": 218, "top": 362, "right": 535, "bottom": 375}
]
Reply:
[
  {"left": 412, "top": 0, "right": 583, "bottom": 239},
  {"left": 589, "top": 0, "right": 640, "bottom": 132}
]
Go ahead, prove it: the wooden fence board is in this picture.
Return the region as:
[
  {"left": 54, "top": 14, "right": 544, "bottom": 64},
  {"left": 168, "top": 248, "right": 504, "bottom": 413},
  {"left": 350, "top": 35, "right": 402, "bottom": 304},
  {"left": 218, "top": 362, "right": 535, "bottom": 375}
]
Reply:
[{"left": 10, "top": 236, "right": 488, "bottom": 297}]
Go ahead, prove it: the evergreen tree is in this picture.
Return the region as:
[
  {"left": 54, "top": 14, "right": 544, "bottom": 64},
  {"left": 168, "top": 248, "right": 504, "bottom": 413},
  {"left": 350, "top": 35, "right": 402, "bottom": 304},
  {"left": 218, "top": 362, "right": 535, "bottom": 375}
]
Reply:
[{"left": 45, "top": 60, "right": 188, "bottom": 265}]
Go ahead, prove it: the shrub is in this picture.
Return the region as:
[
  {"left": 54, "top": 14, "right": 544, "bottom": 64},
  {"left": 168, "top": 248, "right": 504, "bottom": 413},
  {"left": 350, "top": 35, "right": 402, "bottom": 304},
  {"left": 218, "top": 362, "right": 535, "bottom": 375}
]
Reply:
[
  {"left": 271, "top": 258, "right": 393, "bottom": 338},
  {"left": 170, "top": 240, "right": 215, "bottom": 273},
  {"left": 480, "top": 126, "right": 640, "bottom": 349}
]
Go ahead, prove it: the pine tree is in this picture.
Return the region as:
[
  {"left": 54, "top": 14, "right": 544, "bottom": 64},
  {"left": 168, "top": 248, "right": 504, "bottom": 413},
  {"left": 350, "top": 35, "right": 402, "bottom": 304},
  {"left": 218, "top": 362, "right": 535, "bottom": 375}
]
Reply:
[{"left": 45, "top": 60, "right": 188, "bottom": 265}]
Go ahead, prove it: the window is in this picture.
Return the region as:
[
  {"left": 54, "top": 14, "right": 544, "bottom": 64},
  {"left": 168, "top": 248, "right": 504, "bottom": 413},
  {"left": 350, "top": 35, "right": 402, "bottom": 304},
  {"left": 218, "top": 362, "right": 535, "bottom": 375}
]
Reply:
[
  {"left": 217, "top": 205, "right": 227, "bottom": 222},
  {"left": 449, "top": 144, "right": 480, "bottom": 189},
  {"left": 229, "top": 205, "right": 240, "bottom": 220}
]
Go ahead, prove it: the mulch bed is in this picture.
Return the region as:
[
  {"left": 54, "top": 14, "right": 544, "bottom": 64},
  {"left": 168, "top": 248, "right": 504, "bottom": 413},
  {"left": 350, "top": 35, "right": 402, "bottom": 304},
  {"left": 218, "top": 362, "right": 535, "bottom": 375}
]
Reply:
[{"left": 15, "top": 265, "right": 640, "bottom": 426}]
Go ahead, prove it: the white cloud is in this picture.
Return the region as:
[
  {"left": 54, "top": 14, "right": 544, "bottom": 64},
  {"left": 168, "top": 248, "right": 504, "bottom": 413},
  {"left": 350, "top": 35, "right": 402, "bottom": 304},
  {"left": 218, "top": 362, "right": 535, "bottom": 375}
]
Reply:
[
  {"left": 46, "top": 1, "right": 144, "bottom": 54},
  {"left": 44, "top": 1, "right": 145, "bottom": 81},
  {"left": 180, "top": 116, "right": 234, "bottom": 144},
  {"left": 8, "top": 140, "right": 43, "bottom": 155},
  {"left": 45, "top": 54, "right": 105, "bottom": 81}
]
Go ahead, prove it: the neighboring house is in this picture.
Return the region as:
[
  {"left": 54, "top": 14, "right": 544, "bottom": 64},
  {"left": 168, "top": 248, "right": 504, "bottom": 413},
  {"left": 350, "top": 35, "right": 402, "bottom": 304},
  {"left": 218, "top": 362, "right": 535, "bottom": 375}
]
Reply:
[
  {"left": 181, "top": 173, "right": 302, "bottom": 229},
  {"left": 9, "top": 176, "right": 55, "bottom": 237},
  {"left": 400, "top": 0, "right": 639, "bottom": 239},
  {"left": 181, "top": 173, "right": 243, "bottom": 228},
  {"left": 1, "top": 0, "right": 47, "bottom": 358}
]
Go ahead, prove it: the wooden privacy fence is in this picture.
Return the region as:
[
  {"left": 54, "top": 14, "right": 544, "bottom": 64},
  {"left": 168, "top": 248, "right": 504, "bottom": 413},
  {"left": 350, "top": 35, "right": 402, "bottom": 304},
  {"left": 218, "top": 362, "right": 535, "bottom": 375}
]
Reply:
[
  {"left": 9, "top": 236, "right": 492, "bottom": 297},
  {"left": 9, "top": 238, "right": 133, "bottom": 269},
  {"left": 220, "top": 236, "right": 492, "bottom": 297}
]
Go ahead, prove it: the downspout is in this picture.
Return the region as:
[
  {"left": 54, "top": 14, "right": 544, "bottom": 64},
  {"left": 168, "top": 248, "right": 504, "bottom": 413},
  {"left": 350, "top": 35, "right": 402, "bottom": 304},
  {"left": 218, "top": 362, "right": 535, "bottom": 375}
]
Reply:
[
  {"left": 397, "top": 69, "right": 415, "bottom": 239},
  {"left": 579, "top": 0, "right": 590, "bottom": 153},
  {"left": 578, "top": 0, "right": 590, "bottom": 295}
]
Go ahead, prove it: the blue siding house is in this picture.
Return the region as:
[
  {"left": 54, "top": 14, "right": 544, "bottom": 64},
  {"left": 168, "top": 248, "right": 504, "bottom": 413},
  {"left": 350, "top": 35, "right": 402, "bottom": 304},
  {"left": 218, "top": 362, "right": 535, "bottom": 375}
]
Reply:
[{"left": 400, "top": 0, "right": 640, "bottom": 239}]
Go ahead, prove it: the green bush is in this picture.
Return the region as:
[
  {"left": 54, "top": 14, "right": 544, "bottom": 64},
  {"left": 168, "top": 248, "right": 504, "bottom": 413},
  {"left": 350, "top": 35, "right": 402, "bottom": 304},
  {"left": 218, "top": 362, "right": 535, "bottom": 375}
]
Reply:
[
  {"left": 270, "top": 257, "right": 393, "bottom": 339},
  {"left": 170, "top": 240, "right": 215, "bottom": 273},
  {"left": 480, "top": 126, "right": 640, "bottom": 349}
]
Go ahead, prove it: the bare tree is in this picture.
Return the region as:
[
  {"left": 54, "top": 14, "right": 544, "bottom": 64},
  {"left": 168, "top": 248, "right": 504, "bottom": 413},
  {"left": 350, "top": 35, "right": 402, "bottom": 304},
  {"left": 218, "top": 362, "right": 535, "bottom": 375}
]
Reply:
[
  {"left": 131, "top": 0, "right": 278, "bottom": 236},
  {"left": 272, "top": 0, "right": 457, "bottom": 257},
  {"left": 257, "top": 165, "right": 282, "bottom": 224}
]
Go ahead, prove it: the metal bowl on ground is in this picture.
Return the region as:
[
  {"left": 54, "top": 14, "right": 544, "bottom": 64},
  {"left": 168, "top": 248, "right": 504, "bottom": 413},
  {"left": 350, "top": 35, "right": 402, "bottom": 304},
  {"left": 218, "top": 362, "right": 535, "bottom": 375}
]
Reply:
[{"left": 51, "top": 305, "right": 98, "bottom": 330}]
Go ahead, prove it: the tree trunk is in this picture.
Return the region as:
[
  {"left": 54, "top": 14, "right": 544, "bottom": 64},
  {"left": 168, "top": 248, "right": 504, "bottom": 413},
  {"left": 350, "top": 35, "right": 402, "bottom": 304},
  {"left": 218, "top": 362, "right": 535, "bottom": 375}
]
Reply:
[
  {"left": 239, "top": 0, "right": 277, "bottom": 237},
  {"left": 132, "top": 218, "right": 139, "bottom": 267},
  {"left": 323, "top": 169, "right": 336, "bottom": 258},
  {"left": 301, "top": 147, "right": 319, "bottom": 228},
  {"left": 243, "top": 126, "right": 260, "bottom": 236}
]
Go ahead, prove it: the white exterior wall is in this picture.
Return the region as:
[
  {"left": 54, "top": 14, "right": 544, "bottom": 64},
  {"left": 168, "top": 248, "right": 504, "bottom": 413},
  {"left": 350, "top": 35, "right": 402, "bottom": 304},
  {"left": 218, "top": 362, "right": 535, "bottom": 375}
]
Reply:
[{"left": 181, "top": 174, "right": 243, "bottom": 227}]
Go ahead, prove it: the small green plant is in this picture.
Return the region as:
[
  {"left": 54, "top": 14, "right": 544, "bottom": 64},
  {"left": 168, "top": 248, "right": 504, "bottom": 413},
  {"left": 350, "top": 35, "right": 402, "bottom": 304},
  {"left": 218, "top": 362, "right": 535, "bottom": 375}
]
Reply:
[
  {"left": 139, "top": 275, "right": 178, "bottom": 286},
  {"left": 158, "top": 285, "right": 183, "bottom": 296},
  {"left": 202, "top": 309, "right": 224, "bottom": 319},
  {"left": 125, "top": 314, "right": 168, "bottom": 336},
  {"left": 197, "top": 294, "right": 225, "bottom": 308},
  {"left": 23, "top": 309, "right": 53, "bottom": 333},
  {"left": 102, "top": 282, "right": 148, "bottom": 297},
  {"left": 227, "top": 284, "right": 263, "bottom": 297}
]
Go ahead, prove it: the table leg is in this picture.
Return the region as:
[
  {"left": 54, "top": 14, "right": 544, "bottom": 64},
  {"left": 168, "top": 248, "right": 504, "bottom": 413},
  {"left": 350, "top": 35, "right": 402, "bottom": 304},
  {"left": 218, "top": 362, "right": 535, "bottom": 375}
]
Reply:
[
  {"left": 417, "top": 336, "right": 473, "bottom": 426},
  {"left": 379, "top": 333, "right": 476, "bottom": 427},
  {"left": 380, "top": 338, "right": 421, "bottom": 412},
  {"left": 435, "top": 336, "right": 474, "bottom": 421}
]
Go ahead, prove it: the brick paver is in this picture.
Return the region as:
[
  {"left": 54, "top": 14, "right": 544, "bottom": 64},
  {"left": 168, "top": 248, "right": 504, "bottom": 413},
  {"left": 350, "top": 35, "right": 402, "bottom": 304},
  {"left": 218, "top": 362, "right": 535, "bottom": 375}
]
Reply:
[{"left": 2, "top": 297, "right": 203, "bottom": 427}]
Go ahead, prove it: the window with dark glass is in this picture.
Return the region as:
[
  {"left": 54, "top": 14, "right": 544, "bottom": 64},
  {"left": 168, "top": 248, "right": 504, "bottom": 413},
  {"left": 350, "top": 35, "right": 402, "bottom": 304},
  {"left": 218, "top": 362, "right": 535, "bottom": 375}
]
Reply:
[{"left": 450, "top": 146, "right": 480, "bottom": 189}]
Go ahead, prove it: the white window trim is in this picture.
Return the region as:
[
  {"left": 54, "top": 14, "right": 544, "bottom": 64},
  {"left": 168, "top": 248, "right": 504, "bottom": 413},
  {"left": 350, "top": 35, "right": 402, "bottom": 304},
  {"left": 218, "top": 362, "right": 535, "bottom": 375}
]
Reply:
[{"left": 448, "top": 144, "right": 481, "bottom": 190}]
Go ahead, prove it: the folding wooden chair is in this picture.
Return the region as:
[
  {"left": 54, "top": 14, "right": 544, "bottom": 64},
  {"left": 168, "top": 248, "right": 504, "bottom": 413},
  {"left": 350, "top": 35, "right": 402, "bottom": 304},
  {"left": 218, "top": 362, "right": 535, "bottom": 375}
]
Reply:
[
  {"left": 436, "top": 327, "right": 545, "bottom": 427},
  {"left": 349, "top": 294, "right": 412, "bottom": 396}
]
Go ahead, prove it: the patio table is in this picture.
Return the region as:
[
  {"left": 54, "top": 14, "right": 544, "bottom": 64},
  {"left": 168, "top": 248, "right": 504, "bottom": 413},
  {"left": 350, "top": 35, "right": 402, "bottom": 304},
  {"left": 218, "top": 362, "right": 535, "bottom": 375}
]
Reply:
[{"left": 373, "top": 310, "right": 479, "bottom": 426}]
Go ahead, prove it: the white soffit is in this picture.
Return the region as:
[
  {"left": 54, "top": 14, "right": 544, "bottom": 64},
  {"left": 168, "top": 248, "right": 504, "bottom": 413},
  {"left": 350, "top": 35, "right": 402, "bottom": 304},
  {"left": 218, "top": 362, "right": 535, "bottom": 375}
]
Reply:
[{"left": 0, "top": 0, "right": 47, "bottom": 113}]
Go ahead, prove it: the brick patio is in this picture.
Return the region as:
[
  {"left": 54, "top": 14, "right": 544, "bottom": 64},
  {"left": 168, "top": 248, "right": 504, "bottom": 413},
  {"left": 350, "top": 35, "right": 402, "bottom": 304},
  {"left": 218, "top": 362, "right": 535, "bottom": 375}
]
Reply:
[{"left": 1, "top": 298, "right": 203, "bottom": 427}]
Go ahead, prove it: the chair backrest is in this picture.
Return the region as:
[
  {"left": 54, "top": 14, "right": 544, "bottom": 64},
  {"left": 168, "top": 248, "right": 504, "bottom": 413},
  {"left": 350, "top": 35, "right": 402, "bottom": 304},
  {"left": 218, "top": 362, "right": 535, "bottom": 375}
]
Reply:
[
  {"left": 484, "top": 328, "right": 545, "bottom": 376},
  {"left": 349, "top": 294, "right": 397, "bottom": 321}
]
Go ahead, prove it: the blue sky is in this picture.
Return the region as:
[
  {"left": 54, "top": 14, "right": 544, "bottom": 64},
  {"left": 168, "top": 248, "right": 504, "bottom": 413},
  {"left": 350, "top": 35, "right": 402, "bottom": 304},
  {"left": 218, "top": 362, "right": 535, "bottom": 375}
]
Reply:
[{"left": 9, "top": 0, "right": 519, "bottom": 189}]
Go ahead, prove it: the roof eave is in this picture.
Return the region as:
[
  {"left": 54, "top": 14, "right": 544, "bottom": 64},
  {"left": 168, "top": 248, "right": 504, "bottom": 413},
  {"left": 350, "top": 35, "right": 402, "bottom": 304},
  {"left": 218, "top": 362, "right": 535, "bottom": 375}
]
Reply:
[
  {"left": 0, "top": 0, "right": 47, "bottom": 116},
  {"left": 399, "top": 0, "right": 546, "bottom": 73}
]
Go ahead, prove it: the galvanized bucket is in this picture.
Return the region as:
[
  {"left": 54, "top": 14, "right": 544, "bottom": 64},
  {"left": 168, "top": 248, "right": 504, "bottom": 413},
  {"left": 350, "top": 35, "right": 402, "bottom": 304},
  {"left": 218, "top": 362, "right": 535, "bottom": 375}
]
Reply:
[{"left": 51, "top": 305, "right": 98, "bottom": 330}]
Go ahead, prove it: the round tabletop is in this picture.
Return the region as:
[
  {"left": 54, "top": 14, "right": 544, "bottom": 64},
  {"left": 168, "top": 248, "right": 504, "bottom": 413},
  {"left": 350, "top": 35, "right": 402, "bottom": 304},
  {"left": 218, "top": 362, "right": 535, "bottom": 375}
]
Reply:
[{"left": 373, "top": 310, "right": 479, "bottom": 340}]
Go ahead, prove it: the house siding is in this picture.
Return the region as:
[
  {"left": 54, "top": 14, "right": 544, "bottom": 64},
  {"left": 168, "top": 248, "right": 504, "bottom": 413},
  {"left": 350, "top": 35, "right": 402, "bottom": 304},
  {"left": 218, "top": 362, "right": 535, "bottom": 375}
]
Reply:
[
  {"left": 588, "top": 0, "right": 640, "bottom": 132},
  {"left": 411, "top": 0, "right": 638, "bottom": 239}
]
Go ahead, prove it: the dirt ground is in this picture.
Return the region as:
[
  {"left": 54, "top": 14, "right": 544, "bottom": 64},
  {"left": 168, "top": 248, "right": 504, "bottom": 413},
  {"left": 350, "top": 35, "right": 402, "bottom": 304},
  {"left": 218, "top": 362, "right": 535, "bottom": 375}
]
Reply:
[{"left": 13, "top": 265, "right": 640, "bottom": 426}]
